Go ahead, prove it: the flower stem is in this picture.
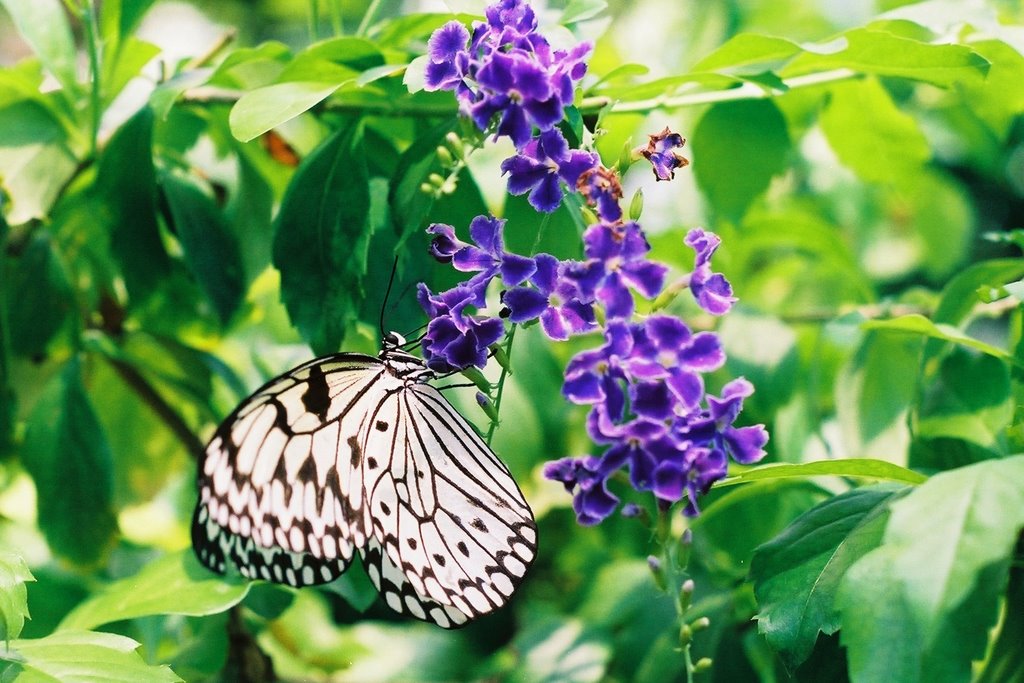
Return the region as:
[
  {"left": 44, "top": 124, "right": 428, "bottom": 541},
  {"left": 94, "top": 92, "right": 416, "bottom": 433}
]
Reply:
[{"left": 485, "top": 323, "right": 517, "bottom": 446}]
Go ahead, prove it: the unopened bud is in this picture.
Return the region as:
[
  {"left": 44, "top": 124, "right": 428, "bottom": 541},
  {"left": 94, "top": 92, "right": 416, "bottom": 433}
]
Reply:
[
  {"left": 461, "top": 366, "right": 492, "bottom": 395},
  {"left": 629, "top": 188, "right": 644, "bottom": 221},
  {"left": 419, "top": 182, "right": 434, "bottom": 194},
  {"left": 679, "top": 623, "right": 693, "bottom": 646},
  {"left": 580, "top": 205, "right": 599, "bottom": 225},
  {"left": 445, "top": 132, "right": 465, "bottom": 159},
  {"left": 690, "top": 616, "right": 710, "bottom": 632},
  {"left": 436, "top": 146, "right": 454, "bottom": 167},
  {"left": 491, "top": 343, "right": 511, "bottom": 372},
  {"left": 694, "top": 658, "right": 713, "bottom": 674},
  {"left": 647, "top": 555, "right": 667, "bottom": 592},
  {"left": 676, "top": 528, "right": 693, "bottom": 569},
  {"left": 428, "top": 172, "right": 446, "bottom": 188},
  {"left": 680, "top": 579, "right": 695, "bottom": 611},
  {"left": 475, "top": 391, "right": 499, "bottom": 422}
]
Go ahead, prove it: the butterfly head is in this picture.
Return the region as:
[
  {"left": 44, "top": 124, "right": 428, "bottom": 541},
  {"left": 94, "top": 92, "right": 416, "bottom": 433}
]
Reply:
[{"left": 381, "top": 331, "right": 432, "bottom": 381}]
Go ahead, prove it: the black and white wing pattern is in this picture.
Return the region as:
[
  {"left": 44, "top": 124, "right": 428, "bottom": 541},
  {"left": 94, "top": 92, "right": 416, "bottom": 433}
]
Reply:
[{"left": 192, "top": 338, "right": 537, "bottom": 628}]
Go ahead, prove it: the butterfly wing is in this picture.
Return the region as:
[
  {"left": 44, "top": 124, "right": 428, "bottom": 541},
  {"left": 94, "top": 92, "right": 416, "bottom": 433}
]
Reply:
[
  {"left": 192, "top": 353, "right": 389, "bottom": 586},
  {"left": 359, "top": 382, "right": 537, "bottom": 625}
]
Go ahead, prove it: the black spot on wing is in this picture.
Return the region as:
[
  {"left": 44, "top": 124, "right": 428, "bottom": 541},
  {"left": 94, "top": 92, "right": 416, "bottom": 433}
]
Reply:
[
  {"left": 301, "top": 364, "right": 331, "bottom": 419},
  {"left": 349, "top": 435, "right": 362, "bottom": 467},
  {"left": 376, "top": 420, "right": 389, "bottom": 431}
]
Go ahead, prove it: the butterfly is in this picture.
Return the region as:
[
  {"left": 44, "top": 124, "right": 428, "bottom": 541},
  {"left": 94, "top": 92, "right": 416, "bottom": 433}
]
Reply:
[{"left": 191, "top": 332, "right": 537, "bottom": 628}]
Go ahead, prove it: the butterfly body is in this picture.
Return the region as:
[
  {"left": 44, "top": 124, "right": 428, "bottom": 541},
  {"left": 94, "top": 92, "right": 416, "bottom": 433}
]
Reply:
[{"left": 192, "top": 337, "right": 537, "bottom": 627}]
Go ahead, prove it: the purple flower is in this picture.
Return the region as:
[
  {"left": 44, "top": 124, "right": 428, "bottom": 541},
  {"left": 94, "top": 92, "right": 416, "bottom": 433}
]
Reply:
[
  {"left": 449, "top": 215, "right": 536, "bottom": 287},
  {"left": 422, "top": 0, "right": 591, "bottom": 148},
  {"left": 562, "top": 321, "right": 633, "bottom": 421},
  {"left": 626, "top": 315, "right": 724, "bottom": 412},
  {"left": 685, "top": 228, "right": 736, "bottom": 315},
  {"left": 543, "top": 456, "right": 619, "bottom": 526},
  {"left": 581, "top": 222, "right": 667, "bottom": 319},
  {"left": 417, "top": 283, "right": 506, "bottom": 372},
  {"left": 638, "top": 126, "right": 689, "bottom": 181},
  {"left": 502, "top": 254, "right": 597, "bottom": 340},
  {"left": 501, "top": 129, "right": 598, "bottom": 213}
]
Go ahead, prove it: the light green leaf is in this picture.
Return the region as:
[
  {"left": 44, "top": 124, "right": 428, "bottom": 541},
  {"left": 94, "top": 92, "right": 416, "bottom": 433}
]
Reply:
[
  {"left": 691, "top": 99, "right": 790, "bottom": 221},
  {"left": 864, "top": 314, "right": 1018, "bottom": 366},
  {"left": 717, "top": 459, "right": 927, "bottom": 488},
  {"left": 510, "top": 617, "right": 612, "bottom": 683},
  {"left": 59, "top": 550, "right": 249, "bottom": 631},
  {"left": 1, "top": 630, "right": 181, "bottom": 682},
  {"left": 751, "top": 485, "right": 904, "bottom": 669},
  {"left": 819, "top": 77, "right": 930, "bottom": 184},
  {"left": 0, "top": 554, "right": 34, "bottom": 643},
  {"left": 22, "top": 358, "right": 118, "bottom": 566},
  {"left": 837, "top": 455, "right": 1024, "bottom": 683},
  {"left": 559, "top": 0, "right": 607, "bottom": 25},
  {"left": 783, "top": 28, "right": 989, "bottom": 87},
  {"left": 0, "top": 101, "right": 77, "bottom": 226},
  {"left": 692, "top": 33, "right": 803, "bottom": 72},
  {"left": 229, "top": 81, "right": 343, "bottom": 142},
  {"left": 0, "top": 0, "right": 79, "bottom": 95}
]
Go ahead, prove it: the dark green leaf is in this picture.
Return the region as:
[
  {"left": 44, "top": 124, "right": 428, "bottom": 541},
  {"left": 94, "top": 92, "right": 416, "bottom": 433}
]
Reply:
[
  {"left": 1, "top": 630, "right": 181, "bottom": 682},
  {"left": 93, "top": 107, "right": 172, "bottom": 305},
  {"left": 751, "top": 484, "right": 904, "bottom": 669},
  {"left": 819, "top": 77, "right": 930, "bottom": 184},
  {"left": 21, "top": 357, "right": 117, "bottom": 565},
  {"left": 3, "top": 232, "right": 75, "bottom": 357},
  {"left": 976, "top": 547, "right": 1024, "bottom": 683},
  {"left": 691, "top": 99, "right": 790, "bottom": 221},
  {"left": 0, "top": 553, "right": 33, "bottom": 642},
  {"left": 319, "top": 562, "right": 377, "bottom": 613},
  {"left": 389, "top": 121, "right": 453, "bottom": 247},
  {"left": 0, "top": 0, "right": 79, "bottom": 96},
  {"left": 160, "top": 169, "right": 245, "bottom": 324},
  {"left": 59, "top": 550, "right": 249, "bottom": 631},
  {"left": 273, "top": 120, "right": 371, "bottom": 354},
  {"left": 783, "top": 28, "right": 990, "bottom": 87},
  {"left": 837, "top": 455, "right": 1024, "bottom": 683}
]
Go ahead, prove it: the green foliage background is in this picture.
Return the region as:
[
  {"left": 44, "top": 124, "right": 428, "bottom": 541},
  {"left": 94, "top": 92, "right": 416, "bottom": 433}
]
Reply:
[{"left": 1, "top": 0, "right": 1024, "bottom": 681}]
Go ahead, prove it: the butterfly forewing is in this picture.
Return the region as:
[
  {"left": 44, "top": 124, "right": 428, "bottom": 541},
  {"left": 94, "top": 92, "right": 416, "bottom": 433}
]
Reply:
[{"left": 192, "top": 344, "right": 537, "bottom": 626}]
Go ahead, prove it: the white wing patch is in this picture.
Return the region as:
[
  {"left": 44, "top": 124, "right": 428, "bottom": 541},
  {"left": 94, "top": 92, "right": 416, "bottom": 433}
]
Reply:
[{"left": 192, "top": 350, "right": 537, "bottom": 627}]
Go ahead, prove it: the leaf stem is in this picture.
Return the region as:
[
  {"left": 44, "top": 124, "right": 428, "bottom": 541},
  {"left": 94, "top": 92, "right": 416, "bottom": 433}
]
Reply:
[
  {"left": 79, "top": 0, "right": 103, "bottom": 158},
  {"left": 356, "top": 0, "right": 384, "bottom": 37},
  {"left": 485, "top": 323, "right": 517, "bottom": 446}
]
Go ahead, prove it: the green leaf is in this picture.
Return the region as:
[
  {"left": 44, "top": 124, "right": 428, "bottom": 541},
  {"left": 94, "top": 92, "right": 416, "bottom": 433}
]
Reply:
[
  {"left": 510, "top": 617, "right": 612, "bottom": 683},
  {"left": 101, "top": 37, "right": 161, "bottom": 107},
  {"left": 21, "top": 357, "right": 118, "bottom": 565},
  {"left": 0, "top": 101, "right": 78, "bottom": 226},
  {"left": 160, "top": 169, "right": 245, "bottom": 324},
  {"left": 783, "top": 28, "right": 990, "bottom": 87},
  {"left": 976, "top": 554, "right": 1024, "bottom": 683},
  {"left": 59, "top": 550, "right": 249, "bottom": 631},
  {"left": 751, "top": 484, "right": 904, "bottom": 670},
  {"left": 837, "top": 456, "right": 1024, "bottom": 683},
  {"left": 0, "top": 554, "right": 34, "bottom": 643},
  {"left": 99, "top": 0, "right": 159, "bottom": 49},
  {"left": 691, "top": 99, "right": 790, "bottom": 221},
  {"left": 230, "top": 81, "right": 343, "bottom": 142},
  {"left": 914, "top": 350, "right": 1012, "bottom": 462},
  {"left": 3, "top": 232, "right": 75, "bottom": 358},
  {"left": 93, "top": 107, "right": 171, "bottom": 305},
  {"left": 864, "top": 314, "right": 1018, "bottom": 366},
  {"left": 319, "top": 562, "right": 377, "bottom": 613},
  {"left": 0, "top": 630, "right": 181, "bottom": 682},
  {"left": 835, "top": 329, "right": 922, "bottom": 460},
  {"left": 819, "top": 77, "right": 930, "bottom": 184},
  {"left": 559, "top": 0, "right": 607, "bottom": 25},
  {"left": 388, "top": 121, "right": 453, "bottom": 246},
  {"left": 717, "top": 459, "right": 927, "bottom": 488},
  {"left": 691, "top": 33, "right": 803, "bottom": 72},
  {"left": 273, "top": 120, "right": 371, "bottom": 355},
  {"left": 0, "top": 0, "right": 79, "bottom": 96}
]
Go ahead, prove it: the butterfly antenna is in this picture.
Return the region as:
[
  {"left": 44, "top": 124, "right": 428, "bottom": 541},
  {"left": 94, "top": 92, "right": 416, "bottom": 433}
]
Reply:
[{"left": 379, "top": 254, "right": 401, "bottom": 341}]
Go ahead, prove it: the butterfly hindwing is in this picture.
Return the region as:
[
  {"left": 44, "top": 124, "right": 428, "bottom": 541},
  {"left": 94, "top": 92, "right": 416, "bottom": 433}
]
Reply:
[{"left": 360, "top": 383, "right": 537, "bottom": 620}]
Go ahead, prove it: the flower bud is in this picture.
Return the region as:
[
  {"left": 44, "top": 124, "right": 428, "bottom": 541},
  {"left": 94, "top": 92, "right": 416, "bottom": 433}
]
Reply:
[
  {"left": 491, "top": 343, "right": 512, "bottom": 372},
  {"left": 679, "top": 623, "right": 693, "bottom": 646},
  {"left": 476, "top": 391, "right": 499, "bottom": 422},
  {"left": 445, "top": 132, "right": 465, "bottom": 160},
  {"left": 428, "top": 172, "right": 446, "bottom": 188},
  {"left": 628, "top": 188, "right": 644, "bottom": 221},
  {"left": 693, "top": 658, "right": 713, "bottom": 674},
  {"left": 676, "top": 528, "right": 693, "bottom": 569},
  {"left": 680, "top": 578, "right": 695, "bottom": 611},
  {"left": 647, "top": 555, "right": 667, "bottom": 592},
  {"left": 436, "top": 145, "right": 454, "bottom": 167},
  {"left": 689, "top": 616, "right": 710, "bottom": 632},
  {"left": 461, "top": 366, "right": 492, "bottom": 395}
]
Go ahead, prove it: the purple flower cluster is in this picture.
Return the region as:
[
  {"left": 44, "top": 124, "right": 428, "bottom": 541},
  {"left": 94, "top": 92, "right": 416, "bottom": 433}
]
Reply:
[
  {"left": 417, "top": 0, "right": 767, "bottom": 522},
  {"left": 424, "top": 0, "right": 592, "bottom": 150}
]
